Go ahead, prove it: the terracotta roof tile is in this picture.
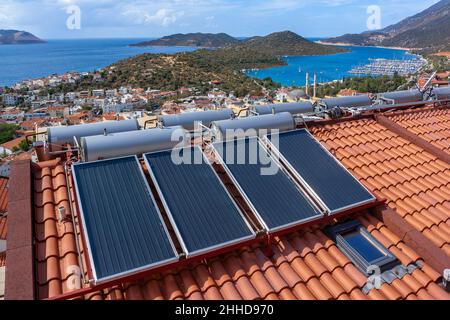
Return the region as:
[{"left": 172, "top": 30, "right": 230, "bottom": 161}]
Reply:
[
  {"left": 0, "top": 216, "right": 6, "bottom": 240},
  {"left": 311, "top": 117, "right": 450, "bottom": 251},
  {"left": 0, "top": 177, "right": 8, "bottom": 213},
  {"left": 389, "top": 109, "right": 450, "bottom": 153}
]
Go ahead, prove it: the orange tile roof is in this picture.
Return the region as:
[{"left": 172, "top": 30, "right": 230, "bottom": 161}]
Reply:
[
  {"left": 0, "top": 137, "right": 25, "bottom": 151},
  {"left": 0, "top": 177, "right": 8, "bottom": 213},
  {"left": 30, "top": 155, "right": 449, "bottom": 300},
  {"left": 310, "top": 118, "right": 450, "bottom": 255},
  {"left": 387, "top": 109, "right": 450, "bottom": 154},
  {"left": 102, "top": 113, "right": 126, "bottom": 121},
  {"left": 0, "top": 216, "right": 6, "bottom": 240}
]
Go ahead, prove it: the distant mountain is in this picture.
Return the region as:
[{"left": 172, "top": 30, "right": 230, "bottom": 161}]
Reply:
[
  {"left": 325, "top": 0, "right": 450, "bottom": 50},
  {"left": 131, "top": 33, "right": 239, "bottom": 48},
  {"left": 0, "top": 30, "right": 45, "bottom": 45},
  {"left": 229, "top": 31, "right": 348, "bottom": 56}
]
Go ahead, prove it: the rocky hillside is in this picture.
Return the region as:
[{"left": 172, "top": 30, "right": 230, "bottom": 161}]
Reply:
[
  {"left": 232, "top": 31, "right": 348, "bottom": 56},
  {"left": 326, "top": 0, "right": 450, "bottom": 50},
  {"left": 0, "top": 30, "right": 45, "bottom": 44}
]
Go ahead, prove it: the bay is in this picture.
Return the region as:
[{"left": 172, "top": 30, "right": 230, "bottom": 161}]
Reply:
[{"left": 245, "top": 45, "right": 419, "bottom": 87}]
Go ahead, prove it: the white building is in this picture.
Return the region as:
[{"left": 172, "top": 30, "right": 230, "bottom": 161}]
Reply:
[
  {"left": 92, "top": 89, "right": 105, "bottom": 97},
  {"left": 66, "top": 92, "right": 77, "bottom": 101},
  {"left": 105, "top": 89, "right": 117, "bottom": 98},
  {"left": 103, "top": 102, "right": 131, "bottom": 114},
  {"left": 2, "top": 94, "right": 17, "bottom": 106}
]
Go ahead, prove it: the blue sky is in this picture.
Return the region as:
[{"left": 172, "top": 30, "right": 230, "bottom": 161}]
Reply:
[{"left": 0, "top": 0, "right": 441, "bottom": 39}]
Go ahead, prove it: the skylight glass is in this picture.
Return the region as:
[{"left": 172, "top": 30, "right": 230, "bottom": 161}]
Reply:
[{"left": 342, "top": 230, "right": 386, "bottom": 263}]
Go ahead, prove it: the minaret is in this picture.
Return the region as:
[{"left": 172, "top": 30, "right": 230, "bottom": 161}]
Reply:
[
  {"left": 305, "top": 72, "right": 309, "bottom": 97},
  {"left": 313, "top": 72, "right": 317, "bottom": 98}
]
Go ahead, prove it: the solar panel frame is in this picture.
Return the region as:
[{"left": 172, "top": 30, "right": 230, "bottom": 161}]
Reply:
[
  {"left": 263, "top": 129, "right": 376, "bottom": 215},
  {"left": 144, "top": 146, "right": 256, "bottom": 258},
  {"left": 72, "top": 155, "right": 179, "bottom": 284},
  {"left": 211, "top": 137, "right": 324, "bottom": 233}
]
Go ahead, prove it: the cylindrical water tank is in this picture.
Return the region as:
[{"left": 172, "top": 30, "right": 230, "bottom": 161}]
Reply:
[
  {"left": 252, "top": 102, "right": 314, "bottom": 115},
  {"left": 159, "top": 109, "right": 234, "bottom": 131},
  {"left": 80, "top": 127, "right": 187, "bottom": 162},
  {"left": 47, "top": 119, "right": 139, "bottom": 151},
  {"left": 211, "top": 112, "right": 295, "bottom": 141},
  {"left": 321, "top": 95, "right": 372, "bottom": 109},
  {"left": 379, "top": 89, "right": 423, "bottom": 104},
  {"left": 433, "top": 86, "right": 450, "bottom": 100}
]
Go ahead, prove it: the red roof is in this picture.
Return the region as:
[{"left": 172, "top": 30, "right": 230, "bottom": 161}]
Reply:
[
  {"left": 0, "top": 177, "right": 8, "bottom": 213},
  {"left": 0, "top": 252, "right": 5, "bottom": 267},
  {"left": 387, "top": 108, "right": 450, "bottom": 153},
  {"left": 4, "top": 105, "right": 450, "bottom": 300},
  {"left": 102, "top": 113, "right": 126, "bottom": 121},
  {"left": 0, "top": 137, "right": 25, "bottom": 151},
  {"left": 0, "top": 216, "right": 6, "bottom": 240}
]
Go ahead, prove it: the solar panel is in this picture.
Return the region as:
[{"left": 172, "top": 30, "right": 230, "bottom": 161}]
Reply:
[
  {"left": 212, "top": 137, "right": 323, "bottom": 232},
  {"left": 266, "top": 129, "right": 376, "bottom": 214},
  {"left": 72, "top": 156, "right": 178, "bottom": 283},
  {"left": 144, "top": 146, "right": 255, "bottom": 257}
]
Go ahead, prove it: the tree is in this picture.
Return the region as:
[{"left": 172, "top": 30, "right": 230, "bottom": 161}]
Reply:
[
  {"left": 19, "top": 139, "right": 30, "bottom": 152},
  {"left": 0, "top": 123, "right": 18, "bottom": 144}
]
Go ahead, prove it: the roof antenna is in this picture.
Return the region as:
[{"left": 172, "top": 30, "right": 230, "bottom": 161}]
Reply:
[{"left": 103, "top": 128, "right": 107, "bottom": 136}]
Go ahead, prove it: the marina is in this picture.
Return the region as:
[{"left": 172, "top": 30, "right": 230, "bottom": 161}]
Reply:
[{"left": 349, "top": 58, "right": 427, "bottom": 76}]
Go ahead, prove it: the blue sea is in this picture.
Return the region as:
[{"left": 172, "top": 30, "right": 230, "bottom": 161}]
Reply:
[
  {"left": 246, "top": 45, "right": 419, "bottom": 86},
  {"left": 0, "top": 38, "right": 196, "bottom": 87},
  {"left": 0, "top": 38, "right": 417, "bottom": 87}
]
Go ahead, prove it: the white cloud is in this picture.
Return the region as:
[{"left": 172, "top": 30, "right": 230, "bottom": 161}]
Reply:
[{"left": 122, "top": 7, "right": 184, "bottom": 27}]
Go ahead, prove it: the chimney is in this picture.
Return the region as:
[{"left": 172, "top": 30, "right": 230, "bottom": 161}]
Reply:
[
  {"left": 305, "top": 72, "right": 309, "bottom": 96},
  {"left": 313, "top": 72, "right": 317, "bottom": 98}
]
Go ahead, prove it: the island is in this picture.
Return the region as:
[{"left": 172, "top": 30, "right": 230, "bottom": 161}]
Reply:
[
  {"left": 131, "top": 33, "right": 239, "bottom": 48},
  {"left": 0, "top": 29, "right": 45, "bottom": 45}
]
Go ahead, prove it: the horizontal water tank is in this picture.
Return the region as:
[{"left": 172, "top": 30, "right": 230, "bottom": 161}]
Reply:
[
  {"left": 80, "top": 127, "right": 187, "bottom": 162},
  {"left": 379, "top": 89, "right": 423, "bottom": 104},
  {"left": 433, "top": 86, "right": 450, "bottom": 100},
  {"left": 252, "top": 102, "right": 314, "bottom": 115},
  {"left": 211, "top": 112, "right": 295, "bottom": 141},
  {"left": 159, "top": 109, "right": 234, "bottom": 131},
  {"left": 321, "top": 95, "right": 372, "bottom": 109},
  {"left": 47, "top": 119, "right": 139, "bottom": 151}
]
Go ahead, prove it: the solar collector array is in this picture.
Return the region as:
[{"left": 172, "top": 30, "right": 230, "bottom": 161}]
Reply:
[
  {"left": 144, "top": 146, "right": 255, "bottom": 256},
  {"left": 266, "top": 129, "right": 376, "bottom": 214},
  {"left": 72, "top": 156, "right": 178, "bottom": 283},
  {"left": 213, "top": 137, "right": 323, "bottom": 232}
]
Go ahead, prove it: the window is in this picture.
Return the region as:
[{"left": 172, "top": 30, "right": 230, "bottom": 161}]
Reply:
[{"left": 326, "top": 220, "right": 400, "bottom": 275}]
